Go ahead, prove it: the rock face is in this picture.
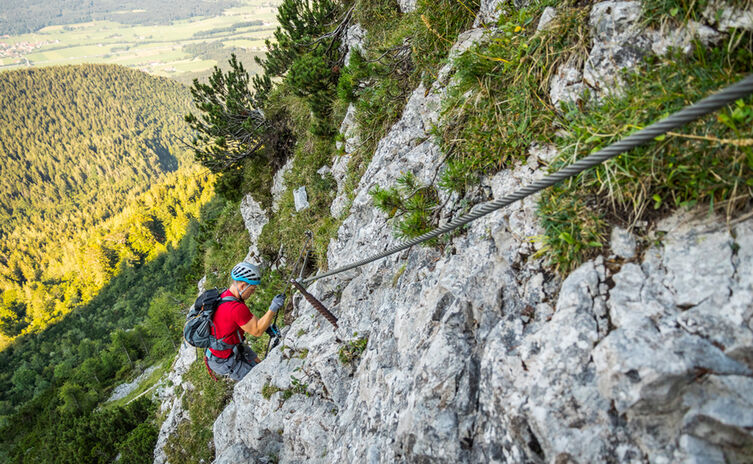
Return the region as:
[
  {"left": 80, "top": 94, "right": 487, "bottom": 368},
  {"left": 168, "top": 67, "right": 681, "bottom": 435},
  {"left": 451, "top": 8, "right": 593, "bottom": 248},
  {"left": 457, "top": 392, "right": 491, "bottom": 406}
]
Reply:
[
  {"left": 272, "top": 158, "right": 294, "bottom": 212},
  {"left": 240, "top": 194, "right": 268, "bottom": 262},
  {"left": 153, "top": 277, "right": 204, "bottom": 464},
  {"left": 398, "top": 0, "right": 416, "bottom": 13},
  {"left": 340, "top": 24, "right": 366, "bottom": 67},
  {"left": 208, "top": 2, "right": 753, "bottom": 463},
  {"left": 549, "top": 0, "right": 733, "bottom": 106},
  {"left": 106, "top": 365, "right": 158, "bottom": 403}
]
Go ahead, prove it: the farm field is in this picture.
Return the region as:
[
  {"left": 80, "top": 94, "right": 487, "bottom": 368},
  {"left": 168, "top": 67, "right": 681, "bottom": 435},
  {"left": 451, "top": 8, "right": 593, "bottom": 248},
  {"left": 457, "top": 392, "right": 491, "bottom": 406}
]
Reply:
[{"left": 0, "top": 0, "right": 278, "bottom": 84}]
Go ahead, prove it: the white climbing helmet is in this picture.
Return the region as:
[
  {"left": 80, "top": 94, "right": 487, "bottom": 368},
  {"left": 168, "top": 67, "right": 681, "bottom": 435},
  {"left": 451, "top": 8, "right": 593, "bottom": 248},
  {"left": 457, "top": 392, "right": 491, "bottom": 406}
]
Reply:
[{"left": 231, "top": 261, "right": 261, "bottom": 285}]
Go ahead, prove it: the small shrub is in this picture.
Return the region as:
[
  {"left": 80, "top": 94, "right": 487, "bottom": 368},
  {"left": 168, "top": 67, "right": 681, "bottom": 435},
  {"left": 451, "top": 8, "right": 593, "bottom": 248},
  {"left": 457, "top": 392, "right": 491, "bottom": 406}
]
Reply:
[
  {"left": 117, "top": 422, "right": 159, "bottom": 464},
  {"left": 535, "top": 187, "right": 607, "bottom": 273},
  {"left": 370, "top": 172, "right": 440, "bottom": 240},
  {"left": 338, "top": 337, "right": 368, "bottom": 364}
]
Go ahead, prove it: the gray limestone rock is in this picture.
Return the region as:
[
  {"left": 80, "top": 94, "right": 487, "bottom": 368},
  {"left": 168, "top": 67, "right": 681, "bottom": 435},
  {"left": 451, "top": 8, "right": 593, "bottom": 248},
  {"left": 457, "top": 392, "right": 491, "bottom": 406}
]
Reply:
[
  {"left": 239, "top": 194, "right": 268, "bottom": 262},
  {"left": 537, "top": 7, "right": 557, "bottom": 31},
  {"left": 213, "top": 443, "right": 256, "bottom": 464},
  {"left": 703, "top": 0, "right": 753, "bottom": 31},
  {"left": 203, "top": 12, "right": 753, "bottom": 464},
  {"left": 341, "top": 24, "right": 366, "bottom": 67},
  {"left": 474, "top": 0, "right": 506, "bottom": 26},
  {"left": 549, "top": 54, "right": 586, "bottom": 107},
  {"left": 272, "top": 158, "right": 294, "bottom": 212},
  {"left": 611, "top": 226, "right": 637, "bottom": 259},
  {"left": 551, "top": 0, "right": 658, "bottom": 104},
  {"left": 398, "top": 0, "right": 416, "bottom": 13},
  {"left": 331, "top": 104, "right": 359, "bottom": 217},
  {"left": 650, "top": 20, "right": 722, "bottom": 55},
  {"left": 337, "top": 103, "right": 360, "bottom": 154},
  {"left": 583, "top": 2, "right": 651, "bottom": 96}
]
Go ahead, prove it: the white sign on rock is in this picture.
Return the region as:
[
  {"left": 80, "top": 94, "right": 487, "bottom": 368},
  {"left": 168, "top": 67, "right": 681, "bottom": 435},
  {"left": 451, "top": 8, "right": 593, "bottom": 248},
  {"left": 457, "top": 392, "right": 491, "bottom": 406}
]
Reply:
[{"left": 294, "top": 186, "right": 309, "bottom": 211}]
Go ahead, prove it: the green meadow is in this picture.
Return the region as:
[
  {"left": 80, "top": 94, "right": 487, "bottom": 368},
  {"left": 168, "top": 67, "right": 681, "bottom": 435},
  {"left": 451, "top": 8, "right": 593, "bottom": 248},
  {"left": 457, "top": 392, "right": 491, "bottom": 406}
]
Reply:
[{"left": 0, "top": 0, "right": 278, "bottom": 84}]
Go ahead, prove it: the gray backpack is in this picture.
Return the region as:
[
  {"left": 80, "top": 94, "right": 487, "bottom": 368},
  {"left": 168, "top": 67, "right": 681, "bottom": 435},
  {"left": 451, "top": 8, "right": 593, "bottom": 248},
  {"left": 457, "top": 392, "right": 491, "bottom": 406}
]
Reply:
[{"left": 183, "top": 288, "right": 241, "bottom": 351}]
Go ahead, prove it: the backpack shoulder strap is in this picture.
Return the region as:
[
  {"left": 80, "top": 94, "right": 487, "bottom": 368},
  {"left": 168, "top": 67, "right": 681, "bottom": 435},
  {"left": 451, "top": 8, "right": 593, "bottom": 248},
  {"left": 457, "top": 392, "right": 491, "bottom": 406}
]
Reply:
[
  {"left": 218, "top": 288, "right": 241, "bottom": 304},
  {"left": 211, "top": 290, "right": 245, "bottom": 348}
]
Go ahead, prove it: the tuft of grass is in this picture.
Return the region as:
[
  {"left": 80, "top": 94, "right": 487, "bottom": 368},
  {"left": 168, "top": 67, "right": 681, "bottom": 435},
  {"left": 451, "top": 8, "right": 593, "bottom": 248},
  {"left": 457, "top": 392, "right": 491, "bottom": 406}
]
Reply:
[
  {"left": 338, "top": 337, "right": 368, "bottom": 364},
  {"left": 392, "top": 263, "right": 408, "bottom": 286},
  {"left": 535, "top": 188, "right": 607, "bottom": 273},
  {"left": 436, "top": 2, "right": 588, "bottom": 194},
  {"left": 261, "top": 376, "right": 309, "bottom": 402},
  {"left": 261, "top": 382, "right": 282, "bottom": 400},
  {"left": 538, "top": 35, "right": 753, "bottom": 272}
]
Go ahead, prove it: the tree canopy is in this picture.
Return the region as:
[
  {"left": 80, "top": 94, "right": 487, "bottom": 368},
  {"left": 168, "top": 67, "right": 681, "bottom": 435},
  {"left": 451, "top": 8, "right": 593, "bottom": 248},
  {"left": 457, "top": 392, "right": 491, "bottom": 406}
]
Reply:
[{"left": 0, "top": 64, "right": 199, "bottom": 345}]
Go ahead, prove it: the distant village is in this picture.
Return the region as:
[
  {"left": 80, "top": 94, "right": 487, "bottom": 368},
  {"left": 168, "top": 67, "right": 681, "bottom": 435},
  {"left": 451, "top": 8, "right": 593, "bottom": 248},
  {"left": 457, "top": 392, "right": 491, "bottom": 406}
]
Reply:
[{"left": 0, "top": 38, "right": 60, "bottom": 64}]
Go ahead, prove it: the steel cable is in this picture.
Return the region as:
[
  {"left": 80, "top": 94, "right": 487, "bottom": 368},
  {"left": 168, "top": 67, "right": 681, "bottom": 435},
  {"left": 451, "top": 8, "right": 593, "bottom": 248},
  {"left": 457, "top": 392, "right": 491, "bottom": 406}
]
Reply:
[{"left": 302, "top": 74, "right": 753, "bottom": 285}]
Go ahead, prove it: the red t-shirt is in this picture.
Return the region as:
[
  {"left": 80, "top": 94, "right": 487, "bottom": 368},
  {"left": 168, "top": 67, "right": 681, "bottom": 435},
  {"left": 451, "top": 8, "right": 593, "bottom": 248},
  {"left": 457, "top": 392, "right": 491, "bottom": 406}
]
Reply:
[{"left": 209, "top": 289, "right": 253, "bottom": 358}]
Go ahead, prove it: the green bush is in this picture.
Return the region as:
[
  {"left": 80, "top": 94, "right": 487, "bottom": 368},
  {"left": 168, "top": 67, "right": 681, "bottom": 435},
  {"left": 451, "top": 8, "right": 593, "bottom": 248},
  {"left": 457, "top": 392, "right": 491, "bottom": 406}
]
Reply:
[
  {"left": 117, "top": 422, "right": 159, "bottom": 464},
  {"left": 370, "top": 172, "right": 440, "bottom": 240},
  {"left": 288, "top": 50, "right": 340, "bottom": 135}
]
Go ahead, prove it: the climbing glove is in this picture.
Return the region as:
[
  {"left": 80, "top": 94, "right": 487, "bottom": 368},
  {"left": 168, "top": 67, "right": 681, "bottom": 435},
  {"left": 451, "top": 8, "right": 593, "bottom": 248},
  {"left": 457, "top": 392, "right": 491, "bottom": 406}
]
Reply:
[
  {"left": 269, "top": 293, "right": 286, "bottom": 313},
  {"left": 265, "top": 323, "right": 280, "bottom": 338}
]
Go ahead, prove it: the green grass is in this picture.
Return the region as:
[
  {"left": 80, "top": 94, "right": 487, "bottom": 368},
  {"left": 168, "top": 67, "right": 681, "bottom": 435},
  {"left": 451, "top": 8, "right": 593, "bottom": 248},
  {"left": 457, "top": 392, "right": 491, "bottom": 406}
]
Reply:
[
  {"left": 436, "top": 2, "right": 585, "bottom": 193},
  {"left": 331, "top": 0, "right": 481, "bottom": 239},
  {"left": 261, "top": 376, "right": 309, "bottom": 402},
  {"left": 362, "top": 1, "right": 586, "bottom": 244},
  {"left": 256, "top": 87, "right": 342, "bottom": 271},
  {"left": 358, "top": 0, "right": 752, "bottom": 275},
  {"left": 538, "top": 37, "right": 753, "bottom": 272},
  {"left": 164, "top": 360, "right": 234, "bottom": 464}
]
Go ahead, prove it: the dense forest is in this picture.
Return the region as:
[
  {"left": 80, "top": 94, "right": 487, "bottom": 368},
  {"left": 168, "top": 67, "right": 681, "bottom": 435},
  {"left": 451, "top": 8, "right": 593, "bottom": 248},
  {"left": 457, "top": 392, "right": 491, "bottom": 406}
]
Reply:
[
  {"left": 0, "top": 63, "right": 227, "bottom": 461},
  {"left": 0, "top": 187, "right": 224, "bottom": 462},
  {"left": 0, "top": 0, "right": 240, "bottom": 35},
  {"left": 0, "top": 64, "right": 201, "bottom": 347}
]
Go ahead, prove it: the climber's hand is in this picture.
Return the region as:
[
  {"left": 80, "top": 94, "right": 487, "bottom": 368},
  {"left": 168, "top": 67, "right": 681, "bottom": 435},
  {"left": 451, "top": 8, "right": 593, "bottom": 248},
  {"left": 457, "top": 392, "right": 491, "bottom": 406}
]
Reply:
[
  {"left": 269, "top": 294, "right": 286, "bottom": 313},
  {"left": 265, "top": 324, "right": 280, "bottom": 338}
]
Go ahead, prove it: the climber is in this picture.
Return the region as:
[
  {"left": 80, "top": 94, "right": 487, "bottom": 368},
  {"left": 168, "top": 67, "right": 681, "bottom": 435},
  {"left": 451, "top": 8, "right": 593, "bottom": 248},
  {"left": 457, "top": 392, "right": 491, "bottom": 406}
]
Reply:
[{"left": 205, "top": 261, "right": 285, "bottom": 381}]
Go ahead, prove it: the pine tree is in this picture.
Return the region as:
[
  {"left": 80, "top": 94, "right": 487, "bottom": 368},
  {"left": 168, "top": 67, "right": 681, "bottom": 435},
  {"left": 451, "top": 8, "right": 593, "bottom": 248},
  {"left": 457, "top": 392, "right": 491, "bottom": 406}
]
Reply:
[{"left": 184, "top": 54, "right": 267, "bottom": 173}]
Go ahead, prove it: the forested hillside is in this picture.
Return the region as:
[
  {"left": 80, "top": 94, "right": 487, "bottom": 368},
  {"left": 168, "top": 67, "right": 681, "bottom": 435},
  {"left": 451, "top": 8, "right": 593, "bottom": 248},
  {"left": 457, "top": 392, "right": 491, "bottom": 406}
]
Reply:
[
  {"left": 0, "top": 64, "right": 199, "bottom": 346},
  {"left": 0, "top": 63, "right": 228, "bottom": 462}
]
